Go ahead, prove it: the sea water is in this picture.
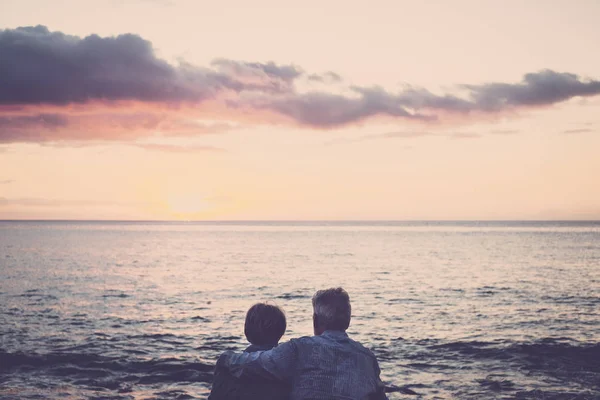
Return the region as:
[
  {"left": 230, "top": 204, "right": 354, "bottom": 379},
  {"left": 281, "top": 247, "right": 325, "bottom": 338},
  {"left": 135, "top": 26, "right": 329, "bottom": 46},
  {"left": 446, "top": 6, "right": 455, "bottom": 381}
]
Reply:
[{"left": 1, "top": 221, "right": 599, "bottom": 399}]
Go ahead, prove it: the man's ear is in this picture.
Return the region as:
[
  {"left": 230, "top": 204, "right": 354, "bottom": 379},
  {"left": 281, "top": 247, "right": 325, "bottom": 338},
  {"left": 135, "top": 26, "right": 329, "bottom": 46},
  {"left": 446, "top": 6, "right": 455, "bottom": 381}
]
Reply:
[{"left": 313, "top": 313, "right": 323, "bottom": 335}]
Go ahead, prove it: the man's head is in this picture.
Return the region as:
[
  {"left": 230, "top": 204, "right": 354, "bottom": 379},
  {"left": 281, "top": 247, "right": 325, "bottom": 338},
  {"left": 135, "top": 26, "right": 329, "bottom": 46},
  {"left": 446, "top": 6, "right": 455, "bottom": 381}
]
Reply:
[
  {"left": 312, "top": 287, "right": 351, "bottom": 335},
  {"left": 244, "top": 303, "right": 287, "bottom": 346}
]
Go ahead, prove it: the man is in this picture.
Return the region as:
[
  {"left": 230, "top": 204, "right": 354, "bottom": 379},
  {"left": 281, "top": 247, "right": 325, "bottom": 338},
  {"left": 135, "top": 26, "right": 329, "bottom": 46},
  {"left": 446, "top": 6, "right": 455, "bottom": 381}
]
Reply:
[
  {"left": 217, "top": 288, "right": 388, "bottom": 400},
  {"left": 209, "top": 302, "right": 290, "bottom": 400}
]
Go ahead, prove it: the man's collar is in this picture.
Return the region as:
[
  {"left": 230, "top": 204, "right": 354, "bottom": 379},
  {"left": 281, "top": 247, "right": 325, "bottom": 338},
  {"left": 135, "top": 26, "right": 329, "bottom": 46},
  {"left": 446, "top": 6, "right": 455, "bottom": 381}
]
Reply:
[{"left": 321, "top": 330, "right": 349, "bottom": 338}]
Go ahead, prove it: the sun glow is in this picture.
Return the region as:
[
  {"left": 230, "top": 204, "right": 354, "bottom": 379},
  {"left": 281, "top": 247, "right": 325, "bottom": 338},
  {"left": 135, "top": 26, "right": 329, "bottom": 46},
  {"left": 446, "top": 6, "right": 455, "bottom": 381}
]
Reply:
[{"left": 167, "top": 192, "right": 211, "bottom": 216}]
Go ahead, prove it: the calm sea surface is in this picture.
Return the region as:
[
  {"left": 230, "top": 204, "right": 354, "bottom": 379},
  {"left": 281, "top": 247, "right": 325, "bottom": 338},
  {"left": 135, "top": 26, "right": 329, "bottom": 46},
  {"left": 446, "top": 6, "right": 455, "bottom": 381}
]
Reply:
[{"left": 1, "top": 221, "right": 599, "bottom": 399}]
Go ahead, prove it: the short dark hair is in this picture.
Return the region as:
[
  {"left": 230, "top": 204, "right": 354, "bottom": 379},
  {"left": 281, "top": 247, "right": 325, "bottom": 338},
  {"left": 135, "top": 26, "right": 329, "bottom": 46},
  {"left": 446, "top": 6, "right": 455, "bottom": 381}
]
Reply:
[
  {"left": 312, "top": 287, "right": 351, "bottom": 331},
  {"left": 244, "top": 303, "right": 287, "bottom": 346}
]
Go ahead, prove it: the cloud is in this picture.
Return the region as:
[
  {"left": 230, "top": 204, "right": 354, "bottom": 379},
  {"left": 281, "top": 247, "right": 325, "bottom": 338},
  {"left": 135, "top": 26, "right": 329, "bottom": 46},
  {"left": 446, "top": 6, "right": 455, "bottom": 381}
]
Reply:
[
  {"left": 0, "top": 110, "right": 236, "bottom": 143},
  {"left": 247, "top": 89, "right": 432, "bottom": 128},
  {"left": 237, "top": 71, "right": 600, "bottom": 128},
  {"left": 462, "top": 70, "right": 600, "bottom": 110},
  {"left": 0, "top": 26, "right": 299, "bottom": 107},
  {"left": 2, "top": 25, "right": 600, "bottom": 143},
  {"left": 0, "top": 114, "right": 68, "bottom": 129},
  {"left": 0, "top": 180, "right": 14, "bottom": 184},
  {"left": 1, "top": 26, "right": 213, "bottom": 105},
  {"left": 0, "top": 114, "right": 70, "bottom": 142},
  {"left": 307, "top": 71, "right": 343, "bottom": 83},
  {"left": 211, "top": 58, "right": 302, "bottom": 90},
  {"left": 562, "top": 128, "right": 593, "bottom": 134}
]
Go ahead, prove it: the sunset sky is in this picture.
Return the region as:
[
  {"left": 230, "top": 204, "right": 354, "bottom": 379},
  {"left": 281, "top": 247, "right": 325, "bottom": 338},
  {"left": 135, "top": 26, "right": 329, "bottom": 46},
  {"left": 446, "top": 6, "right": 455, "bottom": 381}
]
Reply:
[{"left": 1, "top": 0, "right": 599, "bottom": 220}]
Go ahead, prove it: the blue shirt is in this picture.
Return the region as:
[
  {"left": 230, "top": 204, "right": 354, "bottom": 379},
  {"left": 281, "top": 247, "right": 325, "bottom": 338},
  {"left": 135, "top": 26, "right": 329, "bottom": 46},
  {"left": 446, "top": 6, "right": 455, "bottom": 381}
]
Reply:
[{"left": 218, "top": 330, "right": 387, "bottom": 400}]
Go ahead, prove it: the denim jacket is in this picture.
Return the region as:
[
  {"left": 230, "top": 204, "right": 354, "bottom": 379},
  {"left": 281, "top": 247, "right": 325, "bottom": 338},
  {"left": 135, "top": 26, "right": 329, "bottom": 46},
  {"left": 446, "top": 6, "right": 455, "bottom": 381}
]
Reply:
[{"left": 218, "top": 331, "right": 387, "bottom": 400}]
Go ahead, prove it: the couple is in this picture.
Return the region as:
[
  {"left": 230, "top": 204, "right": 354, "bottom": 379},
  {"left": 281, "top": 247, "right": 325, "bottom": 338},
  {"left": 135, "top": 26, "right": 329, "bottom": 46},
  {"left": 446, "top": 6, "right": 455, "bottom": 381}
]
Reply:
[{"left": 209, "top": 287, "right": 388, "bottom": 400}]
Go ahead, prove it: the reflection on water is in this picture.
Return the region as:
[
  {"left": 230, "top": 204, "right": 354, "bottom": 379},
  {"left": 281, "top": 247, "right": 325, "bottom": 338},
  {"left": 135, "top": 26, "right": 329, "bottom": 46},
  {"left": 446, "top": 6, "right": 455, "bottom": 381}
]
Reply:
[{"left": 0, "top": 221, "right": 599, "bottom": 399}]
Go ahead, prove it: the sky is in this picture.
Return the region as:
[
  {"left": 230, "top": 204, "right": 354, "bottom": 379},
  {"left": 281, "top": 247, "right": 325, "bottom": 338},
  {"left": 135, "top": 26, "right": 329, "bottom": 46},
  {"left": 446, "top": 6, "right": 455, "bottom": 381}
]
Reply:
[{"left": 0, "top": 0, "right": 599, "bottom": 220}]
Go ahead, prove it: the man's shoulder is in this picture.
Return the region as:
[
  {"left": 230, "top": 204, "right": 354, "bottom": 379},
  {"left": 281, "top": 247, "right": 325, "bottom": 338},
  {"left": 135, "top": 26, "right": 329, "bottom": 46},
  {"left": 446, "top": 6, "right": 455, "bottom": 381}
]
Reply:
[
  {"left": 348, "top": 337, "right": 377, "bottom": 353},
  {"left": 292, "top": 333, "right": 378, "bottom": 359},
  {"left": 345, "top": 337, "right": 379, "bottom": 360}
]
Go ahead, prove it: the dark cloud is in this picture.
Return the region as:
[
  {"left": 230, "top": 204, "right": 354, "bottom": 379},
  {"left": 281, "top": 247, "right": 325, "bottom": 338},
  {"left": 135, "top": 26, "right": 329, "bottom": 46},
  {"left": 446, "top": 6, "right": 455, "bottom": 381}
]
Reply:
[
  {"left": 252, "top": 89, "right": 432, "bottom": 127},
  {"left": 562, "top": 128, "right": 593, "bottom": 134},
  {"left": 462, "top": 70, "right": 600, "bottom": 111},
  {"left": 1, "top": 26, "right": 600, "bottom": 140},
  {"left": 0, "top": 26, "right": 218, "bottom": 105},
  {"left": 252, "top": 69, "right": 600, "bottom": 128},
  {"left": 0, "top": 26, "right": 298, "bottom": 106}
]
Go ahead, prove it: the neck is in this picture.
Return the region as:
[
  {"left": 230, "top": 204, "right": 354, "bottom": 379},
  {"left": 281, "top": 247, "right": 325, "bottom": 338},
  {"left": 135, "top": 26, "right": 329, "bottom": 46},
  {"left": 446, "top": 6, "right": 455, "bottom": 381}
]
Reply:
[{"left": 315, "top": 327, "right": 346, "bottom": 336}]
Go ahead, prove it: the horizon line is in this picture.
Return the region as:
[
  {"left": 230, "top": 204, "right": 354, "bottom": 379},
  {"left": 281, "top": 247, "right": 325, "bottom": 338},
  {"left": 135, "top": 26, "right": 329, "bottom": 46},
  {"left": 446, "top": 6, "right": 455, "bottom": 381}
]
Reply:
[{"left": 1, "top": 219, "right": 599, "bottom": 223}]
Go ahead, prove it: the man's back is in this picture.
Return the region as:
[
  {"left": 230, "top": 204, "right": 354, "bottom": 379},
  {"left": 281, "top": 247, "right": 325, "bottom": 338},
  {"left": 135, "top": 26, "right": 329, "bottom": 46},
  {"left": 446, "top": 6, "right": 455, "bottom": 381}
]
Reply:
[
  {"left": 220, "top": 331, "right": 386, "bottom": 400},
  {"left": 290, "top": 331, "right": 384, "bottom": 399}
]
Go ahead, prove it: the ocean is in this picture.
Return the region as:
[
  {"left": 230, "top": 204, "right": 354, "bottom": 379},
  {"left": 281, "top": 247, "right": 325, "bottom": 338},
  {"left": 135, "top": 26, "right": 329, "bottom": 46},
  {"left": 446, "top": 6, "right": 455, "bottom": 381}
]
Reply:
[{"left": 0, "top": 221, "right": 599, "bottom": 399}]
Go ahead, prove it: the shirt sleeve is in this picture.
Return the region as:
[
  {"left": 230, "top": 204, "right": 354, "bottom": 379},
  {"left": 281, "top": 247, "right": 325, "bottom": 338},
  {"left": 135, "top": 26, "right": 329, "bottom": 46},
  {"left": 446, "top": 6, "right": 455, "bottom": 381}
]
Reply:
[{"left": 217, "top": 340, "right": 297, "bottom": 383}]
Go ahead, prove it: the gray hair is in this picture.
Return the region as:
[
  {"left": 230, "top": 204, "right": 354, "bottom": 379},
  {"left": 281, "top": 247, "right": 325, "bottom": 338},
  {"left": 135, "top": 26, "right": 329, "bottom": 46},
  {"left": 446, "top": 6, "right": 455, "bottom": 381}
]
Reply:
[{"left": 312, "top": 287, "right": 351, "bottom": 331}]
